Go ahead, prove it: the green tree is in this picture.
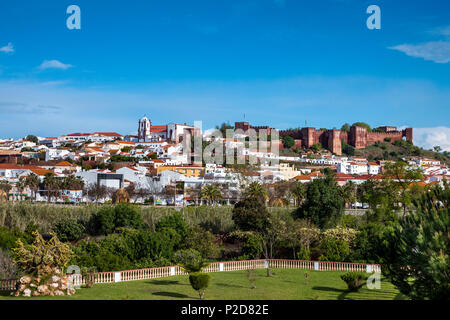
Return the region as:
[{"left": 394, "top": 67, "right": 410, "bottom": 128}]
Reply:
[
  {"left": 339, "top": 181, "right": 357, "bottom": 208},
  {"left": 215, "top": 122, "right": 234, "bottom": 137},
  {"left": 174, "top": 249, "right": 209, "bottom": 273},
  {"left": 341, "top": 123, "right": 350, "bottom": 132},
  {"left": 383, "top": 161, "right": 424, "bottom": 218},
  {"left": 155, "top": 211, "right": 189, "bottom": 240},
  {"left": 311, "top": 143, "right": 322, "bottom": 153},
  {"left": 282, "top": 136, "right": 295, "bottom": 149},
  {"left": 291, "top": 182, "right": 306, "bottom": 207},
  {"left": 352, "top": 122, "right": 372, "bottom": 132},
  {"left": 295, "top": 175, "right": 344, "bottom": 229},
  {"left": 232, "top": 197, "right": 270, "bottom": 233},
  {"left": 189, "top": 272, "right": 210, "bottom": 299},
  {"left": 185, "top": 226, "right": 220, "bottom": 259},
  {"left": 199, "top": 184, "right": 222, "bottom": 205},
  {"left": 244, "top": 182, "right": 268, "bottom": 202},
  {"left": 25, "top": 173, "right": 40, "bottom": 201},
  {"left": 24, "top": 135, "right": 38, "bottom": 144},
  {"left": 380, "top": 184, "right": 449, "bottom": 300},
  {"left": 43, "top": 173, "right": 61, "bottom": 203}
]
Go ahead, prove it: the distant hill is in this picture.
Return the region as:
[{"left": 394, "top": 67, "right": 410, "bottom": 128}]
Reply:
[{"left": 349, "top": 140, "right": 450, "bottom": 165}]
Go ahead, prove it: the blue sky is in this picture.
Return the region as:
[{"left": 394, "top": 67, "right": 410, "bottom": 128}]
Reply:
[{"left": 0, "top": 0, "right": 449, "bottom": 149}]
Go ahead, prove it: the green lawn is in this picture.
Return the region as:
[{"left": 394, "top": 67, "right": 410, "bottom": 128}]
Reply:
[{"left": 0, "top": 268, "right": 407, "bottom": 300}]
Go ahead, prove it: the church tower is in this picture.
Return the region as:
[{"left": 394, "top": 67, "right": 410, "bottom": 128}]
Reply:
[{"left": 138, "top": 116, "right": 151, "bottom": 142}]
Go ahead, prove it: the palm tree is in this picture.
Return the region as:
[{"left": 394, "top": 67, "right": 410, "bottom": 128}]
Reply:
[
  {"left": 25, "top": 173, "right": 40, "bottom": 202},
  {"left": 62, "top": 174, "right": 85, "bottom": 191},
  {"left": 15, "top": 177, "right": 27, "bottom": 201},
  {"left": 200, "top": 184, "right": 222, "bottom": 205},
  {"left": 244, "top": 181, "right": 268, "bottom": 202},
  {"left": 340, "top": 181, "right": 357, "bottom": 209},
  {"left": 43, "top": 173, "right": 60, "bottom": 203},
  {"left": 292, "top": 182, "right": 306, "bottom": 207}
]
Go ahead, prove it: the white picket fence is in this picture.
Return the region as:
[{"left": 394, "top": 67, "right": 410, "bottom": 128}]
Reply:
[{"left": 0, "top": 259, "right": 381, "bottom": 291}]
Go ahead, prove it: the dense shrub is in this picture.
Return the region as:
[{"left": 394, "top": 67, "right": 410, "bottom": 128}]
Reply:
[
  {"left": 114, "top": 203, "right": 143, "bottom": 229},
  {"left": 318, "top": 236, "right": 350, "bottom": 262},
  {"left": 189, "top": 272, "right": 211, "bottom": 299},
  {"left": 89, "top": 204, "right": 143, "bottom": 236},
  {"left": 53, "top": 219, "right": 85, "bottom": 242},
  {"left": 351, "top": 223, "right": 390, "bottom": 263},
  {"left": 340, "top": 272, "right": 367, "bottom": 292},
  {"left": 155, "top": 212, "right": 188, "bottom": 240},
  {"left": 90, "top": 206, "right": 115, "bottom": 235},
  {"left": 70, "top": 228, "right": 181, "bottom": 271},
  {"left": 185, "top": 226, "right": 220, "bottom": 259},
  {"left": 0, "top": 226, "right": 23, "bottom": 251}
]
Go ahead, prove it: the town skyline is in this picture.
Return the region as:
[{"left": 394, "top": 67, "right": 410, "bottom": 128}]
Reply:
[{"left": 0, "top": 1, "right": 449, "bottom": 150}]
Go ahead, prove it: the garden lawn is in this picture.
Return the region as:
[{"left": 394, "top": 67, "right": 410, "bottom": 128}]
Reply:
[{"left": 0, "top": 268, "right": 407, "bottom": 300}]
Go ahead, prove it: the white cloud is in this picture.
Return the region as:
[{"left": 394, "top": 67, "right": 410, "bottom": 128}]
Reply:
[
  {"left": 414, "top": 127, "right": 450, "bottom": 152},
  {"left": 0, "top": 42, "right": 14, "bottom": 53},
  {"left": 389, "top": 41, "right": 450, "bottom": 63},
  {"left": 38, "top": 60, "right": 73, "bottom": 71}
]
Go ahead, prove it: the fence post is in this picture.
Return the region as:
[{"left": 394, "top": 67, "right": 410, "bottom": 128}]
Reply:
[
  {"left": 314, "top": 262, "right": 319, "bottom": 271},
  {"left": 114, "top": 272, "right": 121, "bottom": 283},
  {"left": 219, "top": 263, "right": 224, "bottom": 272},
  {"left": 170, "top": 267, "right": 175, "bottom": 276},
  {"left": 264, "top": 260, "right": 269, "bottom": 269},
  {"left": 366, "top": 264, "right": 372, "bottom": 273}
]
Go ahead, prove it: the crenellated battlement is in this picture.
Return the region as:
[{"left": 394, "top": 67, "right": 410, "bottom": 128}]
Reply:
[{"left": 237, "top": 121, "right": 413, "bottom": 155}]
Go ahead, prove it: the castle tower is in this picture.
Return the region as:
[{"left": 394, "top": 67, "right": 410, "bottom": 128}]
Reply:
[
  {"left": 349, "top": 126, "right": 367, "bottom": 149},
  {"left": 138, "top": 116, "right": 151, "bottom": 142},
  {"left": 404, "top": 128, "right": 413, "bottom": 144},
  {"left": 328, "top": 130, "right": 342, "bottom": 155}
]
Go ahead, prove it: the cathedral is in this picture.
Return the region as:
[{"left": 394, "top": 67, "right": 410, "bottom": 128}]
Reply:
[
  {"left": 137, "top": 116, "right": 168, "bottom": 142},
  {"left": 137, "top": 116, "right": 200, "bottom": 144}
]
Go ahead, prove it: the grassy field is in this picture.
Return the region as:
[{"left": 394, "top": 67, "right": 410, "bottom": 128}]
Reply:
[{"left": 0, "top": 269, "right": 407, "bottom": 300}]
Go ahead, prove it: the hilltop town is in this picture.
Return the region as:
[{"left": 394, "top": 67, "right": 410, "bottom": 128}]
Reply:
[{"left": 0, "top": 117, "right": 448, "bottom": 205}]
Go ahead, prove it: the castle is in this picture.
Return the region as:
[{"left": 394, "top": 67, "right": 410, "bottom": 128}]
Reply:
[{"left": 235, "top": 121, "right": 413, "bottom": 156}]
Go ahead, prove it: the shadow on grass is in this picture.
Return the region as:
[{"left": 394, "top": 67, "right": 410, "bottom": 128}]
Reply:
[
  {"left": 312, "top": 286, "right": 350, "bottom": 300},
  {"left": 147, "top": 280, "right": 183, "bottom": 286},
  {"left": 152, "top": 291, "right": 190, "bottom": 299},
  {"left": 0, "top": 291, "right": 12, "bottom": 297}
]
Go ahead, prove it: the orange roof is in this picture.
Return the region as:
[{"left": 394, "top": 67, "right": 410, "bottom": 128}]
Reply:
[
  {"left": 308, "top": 171, "right": 326, "bottom": 177},
  {"left": 55, "top": 161, "right": 73, "bottom": 167},
  {"left": 294, "top": 175, "right": 311, "bottom": 181},
  {"left": 335, "top": 173, "right": 353, "bottom": 179},
  {"left": 150, "top": 125, "right": 167, "bottom": 133},
  {"left": 409, "top": 181, "right": 427, "bottom": 187},
  {"left": 28, "top": 168, "right": 54, "bottom": 176}
]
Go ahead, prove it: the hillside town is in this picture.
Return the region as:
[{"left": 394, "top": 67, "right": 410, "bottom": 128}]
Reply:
[{"left": 0, "top": 117, "right": 448, "bottom": 206}]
